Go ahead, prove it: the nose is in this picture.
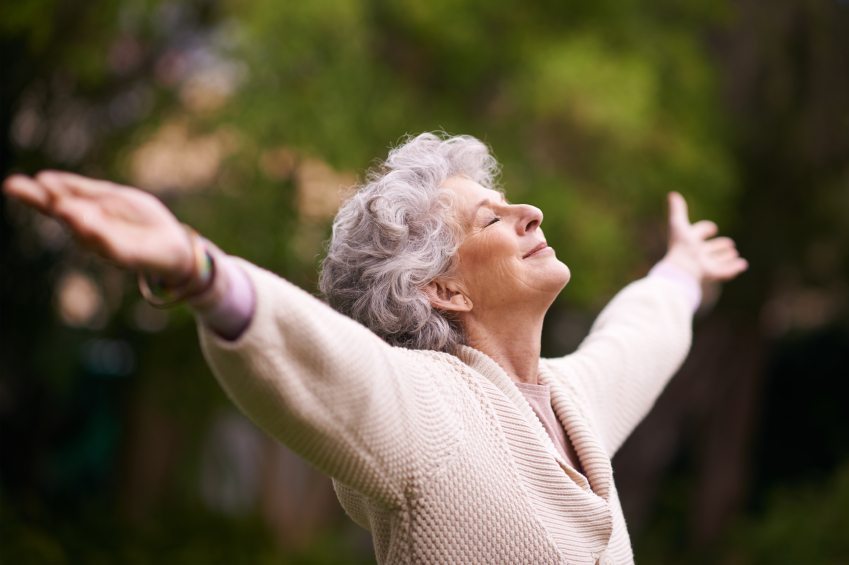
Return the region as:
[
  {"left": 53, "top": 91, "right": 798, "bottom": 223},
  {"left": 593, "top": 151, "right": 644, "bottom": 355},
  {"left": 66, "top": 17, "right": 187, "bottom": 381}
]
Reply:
[{"left": 516, "top": 204, "right": 543, "bottom": 235}]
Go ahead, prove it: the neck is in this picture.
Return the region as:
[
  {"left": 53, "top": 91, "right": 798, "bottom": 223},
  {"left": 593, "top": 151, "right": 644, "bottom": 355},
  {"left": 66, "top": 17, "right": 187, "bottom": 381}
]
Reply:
[{"left": 461, "top": 305, "right": 546, "bottom": 385}]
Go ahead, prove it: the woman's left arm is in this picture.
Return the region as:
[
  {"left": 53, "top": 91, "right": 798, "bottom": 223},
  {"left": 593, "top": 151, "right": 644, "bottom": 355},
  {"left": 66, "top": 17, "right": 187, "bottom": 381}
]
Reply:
[{"left": 547, "top": 192, "right": 747, "bottom": 456}]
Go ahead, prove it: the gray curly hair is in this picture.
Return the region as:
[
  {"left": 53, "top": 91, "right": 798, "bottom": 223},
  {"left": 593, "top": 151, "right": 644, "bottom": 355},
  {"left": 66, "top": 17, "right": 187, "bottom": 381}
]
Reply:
[{"left": 319, "top": 132, "right": 501, "bottom": 352}]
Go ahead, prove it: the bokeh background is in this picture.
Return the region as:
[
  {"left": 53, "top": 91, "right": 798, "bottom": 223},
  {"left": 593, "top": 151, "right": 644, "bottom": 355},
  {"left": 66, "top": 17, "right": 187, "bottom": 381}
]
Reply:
[{"left": 2, "top": 0, "right": 849, "bottom": 563}]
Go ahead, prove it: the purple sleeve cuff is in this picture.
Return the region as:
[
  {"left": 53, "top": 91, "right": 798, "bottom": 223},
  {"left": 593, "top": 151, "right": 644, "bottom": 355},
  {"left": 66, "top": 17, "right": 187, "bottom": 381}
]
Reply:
[
  {"left": 648, "top": 261, "right": 702, "bottom": 313},
  {"left": 187, "top": 247, "right": 256, "bottom": 341}
]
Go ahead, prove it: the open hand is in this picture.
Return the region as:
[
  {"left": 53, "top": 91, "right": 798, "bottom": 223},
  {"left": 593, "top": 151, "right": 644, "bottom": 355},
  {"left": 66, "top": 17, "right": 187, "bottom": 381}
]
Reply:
[
  {"left": 663, "top": 191, "right": 748, "bottom": 283},
  {"left": 3, "top": 172, "right": 193, "bottom": 284}
]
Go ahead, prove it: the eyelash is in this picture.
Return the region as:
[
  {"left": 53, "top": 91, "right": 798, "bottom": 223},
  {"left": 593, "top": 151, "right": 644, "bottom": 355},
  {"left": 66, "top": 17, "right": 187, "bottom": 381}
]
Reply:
[{"left": 485, "top": 216, "right": 501, "bottom": 227}]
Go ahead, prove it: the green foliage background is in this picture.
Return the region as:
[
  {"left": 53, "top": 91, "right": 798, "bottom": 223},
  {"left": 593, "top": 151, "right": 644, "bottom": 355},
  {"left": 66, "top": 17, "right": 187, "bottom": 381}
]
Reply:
[{"left": 2, "top": 0, "right": 848, "bottom": 563}]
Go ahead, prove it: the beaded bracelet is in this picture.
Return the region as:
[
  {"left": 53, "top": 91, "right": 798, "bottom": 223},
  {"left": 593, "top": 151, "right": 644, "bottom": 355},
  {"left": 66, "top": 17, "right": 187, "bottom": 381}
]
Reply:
[{"left": 137, "top": 225, "right": 215, "bottom": 308}]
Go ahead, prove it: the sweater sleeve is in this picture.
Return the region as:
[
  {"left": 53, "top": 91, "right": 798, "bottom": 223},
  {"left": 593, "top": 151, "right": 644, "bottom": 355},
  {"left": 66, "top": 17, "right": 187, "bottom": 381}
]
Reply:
[
  {"left": 545, "top": 274, "right": 694, "bottom": 457},
  {"left": 188, "top": 249, "right": 256, "bottom": 340},
  {"left": 195, "top": 258, "right": 453, "bottom": 507}
]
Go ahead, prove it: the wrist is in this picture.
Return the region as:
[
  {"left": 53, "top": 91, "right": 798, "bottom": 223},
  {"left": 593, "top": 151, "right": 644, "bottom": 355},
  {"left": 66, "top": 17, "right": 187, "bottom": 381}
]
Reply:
[
  {"left": 660, "top": 248, "right": 703, "bottom": 282},
  {"left": 649, "top": 259, "right": 703, "bottom": 313},
  {"left": 138, "top": 225, "right": 215, "bottom": 308},
  {"left": 187, "top": 245, "right": 231, "bottom": 311},
  {"left": 154, "top": 226, "right": 197, "bottom": 286}
]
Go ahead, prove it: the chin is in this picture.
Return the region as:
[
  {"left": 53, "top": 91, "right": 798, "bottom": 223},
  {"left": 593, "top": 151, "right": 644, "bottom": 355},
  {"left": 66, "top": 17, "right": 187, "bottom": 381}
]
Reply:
[
  {"left": 553, "top": 259, "right": 571, "bottom": 286},
  {"left": 540, "top": 261, "right": 571, "bottom": 294}
]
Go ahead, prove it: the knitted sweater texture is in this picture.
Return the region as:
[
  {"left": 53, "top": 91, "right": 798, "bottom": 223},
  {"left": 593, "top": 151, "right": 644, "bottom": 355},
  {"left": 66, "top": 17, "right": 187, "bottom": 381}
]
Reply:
[{"left": 197, "top": 259, "right": 694, "bottom": 564}]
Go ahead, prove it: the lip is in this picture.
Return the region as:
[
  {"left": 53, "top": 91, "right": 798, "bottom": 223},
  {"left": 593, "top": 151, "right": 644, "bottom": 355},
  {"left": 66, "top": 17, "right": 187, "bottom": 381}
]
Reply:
[{"left": 522, "top": 242, "right": 550, "bottom": 259}]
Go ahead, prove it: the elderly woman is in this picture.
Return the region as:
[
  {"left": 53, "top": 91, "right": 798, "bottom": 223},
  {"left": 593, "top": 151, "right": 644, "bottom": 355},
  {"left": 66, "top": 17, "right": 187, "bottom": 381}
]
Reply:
[{"left": 4, "top": 133, "right": 746, "bottom": 564}]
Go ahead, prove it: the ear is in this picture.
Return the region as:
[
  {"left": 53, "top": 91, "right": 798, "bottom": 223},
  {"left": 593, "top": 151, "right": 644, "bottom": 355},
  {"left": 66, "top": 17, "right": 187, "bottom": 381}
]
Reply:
[{"left": 423, "top": 278, "right": 472, "bottom": 313}]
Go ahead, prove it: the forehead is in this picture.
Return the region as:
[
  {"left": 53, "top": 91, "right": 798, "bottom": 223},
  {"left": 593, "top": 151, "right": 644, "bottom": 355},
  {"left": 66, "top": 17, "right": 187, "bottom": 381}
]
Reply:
[{"left": 441, "top": 176, "right": 504, "bottom": 212}]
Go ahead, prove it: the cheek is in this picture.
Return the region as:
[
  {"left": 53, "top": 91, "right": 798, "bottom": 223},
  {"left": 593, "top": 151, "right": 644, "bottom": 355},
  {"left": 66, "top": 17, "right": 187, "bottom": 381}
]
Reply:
[
  {"left": 457, "top": 237, "right": 523, "bottom": 291},
  {"left": 458, "top": 234, "right": 509, "bottom": 273}
]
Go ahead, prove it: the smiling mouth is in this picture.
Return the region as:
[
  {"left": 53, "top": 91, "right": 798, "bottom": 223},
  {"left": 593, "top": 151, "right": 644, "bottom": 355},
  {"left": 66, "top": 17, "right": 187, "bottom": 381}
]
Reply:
[{"left": 523, "top": 242, "right": 549, "bottom": 259}]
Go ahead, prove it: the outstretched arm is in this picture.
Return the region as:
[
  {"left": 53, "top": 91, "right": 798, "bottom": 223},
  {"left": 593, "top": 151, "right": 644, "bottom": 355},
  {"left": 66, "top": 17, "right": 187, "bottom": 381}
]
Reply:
[
  {"left": 3, "top": 172, "right": 444, "bottom": 505},
  {"left": 547, "top": 192, "right": 747, "bottom": 456}
]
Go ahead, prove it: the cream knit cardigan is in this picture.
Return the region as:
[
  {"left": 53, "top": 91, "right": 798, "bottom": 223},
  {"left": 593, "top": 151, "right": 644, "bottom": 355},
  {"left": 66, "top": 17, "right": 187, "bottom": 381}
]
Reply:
[{"left": 198, "top": 259, "right": 693, "bottom": 564}]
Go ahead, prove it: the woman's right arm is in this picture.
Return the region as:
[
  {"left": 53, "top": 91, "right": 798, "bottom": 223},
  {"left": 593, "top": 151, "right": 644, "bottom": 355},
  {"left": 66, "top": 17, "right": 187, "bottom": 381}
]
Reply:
[{"left": 2, "top": 172, "right": 441, "bottom": 507}]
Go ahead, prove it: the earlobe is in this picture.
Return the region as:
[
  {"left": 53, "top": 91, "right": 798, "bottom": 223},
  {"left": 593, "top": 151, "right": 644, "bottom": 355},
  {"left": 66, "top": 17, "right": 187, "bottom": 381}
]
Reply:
[{"left": 424, "top": 279, "right": 472, "bottom": 313}]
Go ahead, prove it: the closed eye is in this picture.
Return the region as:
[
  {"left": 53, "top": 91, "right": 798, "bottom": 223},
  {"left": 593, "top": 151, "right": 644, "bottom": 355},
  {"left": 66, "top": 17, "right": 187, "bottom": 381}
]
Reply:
[{"left": 485, "top": 216, "right": 501, "bottom": 227}]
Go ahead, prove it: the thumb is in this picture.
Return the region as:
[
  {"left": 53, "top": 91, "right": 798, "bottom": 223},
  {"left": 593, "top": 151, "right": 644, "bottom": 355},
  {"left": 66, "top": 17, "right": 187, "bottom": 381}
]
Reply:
[{"left": 668, "top": 191, "right": 690, "bottom": 235}]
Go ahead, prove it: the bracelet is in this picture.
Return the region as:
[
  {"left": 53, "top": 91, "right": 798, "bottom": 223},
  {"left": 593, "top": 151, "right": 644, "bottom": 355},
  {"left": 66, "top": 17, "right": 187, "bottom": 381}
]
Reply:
[{"left": 137, "top": 225, "right": 215, "bottom": 308}]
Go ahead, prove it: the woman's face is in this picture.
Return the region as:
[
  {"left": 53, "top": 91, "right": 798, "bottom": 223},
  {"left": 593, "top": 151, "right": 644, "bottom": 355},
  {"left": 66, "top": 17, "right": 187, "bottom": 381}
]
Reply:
[{"left": 443, "top": 176, "right": 571, "bottom": 312}]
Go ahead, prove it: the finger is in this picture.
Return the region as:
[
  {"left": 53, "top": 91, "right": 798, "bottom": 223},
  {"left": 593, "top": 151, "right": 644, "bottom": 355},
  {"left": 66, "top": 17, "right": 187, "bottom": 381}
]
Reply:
[
  {"left": 708, "top": 249, "right": 740, "bottom": 265},
  {"left": 709, "top": 245, "right": 738, "bottom": 259},
  {"left": 721, "top": 258, "right": 749, "bottom": 279},
  {"left": 35, "top": 170, "right": 76, "bottom": 203},
  {"left": 55, "top": 172, "right": 117, "bottom": 198},
  {"left": 692, "top": 220, "right": 719, "bottom": 240},
  {"left": 705, "top": 236, "right": 736, "bottom": 252},
  {"left": 53, "top": 198, "right": 103, "bottom": 240},
  {"left": 668, "top": 192, "right": 690, "bottom": 233},
  {"left": 710, "top": 257, "right": 749, "bottom": 281},
  {"left": 3, "top": 174, "right": 54, "bottom": 213}
]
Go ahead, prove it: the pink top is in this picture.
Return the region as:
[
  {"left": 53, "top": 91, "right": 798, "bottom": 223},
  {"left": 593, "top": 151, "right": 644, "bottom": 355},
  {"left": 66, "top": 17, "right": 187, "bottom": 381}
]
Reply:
[{"left": 514, "top": 381, "right": 585, "bottom": 475}]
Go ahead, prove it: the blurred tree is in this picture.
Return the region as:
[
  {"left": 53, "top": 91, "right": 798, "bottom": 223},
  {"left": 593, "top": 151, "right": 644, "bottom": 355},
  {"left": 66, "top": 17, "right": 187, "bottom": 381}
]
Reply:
[
  {"left": 615, "top": 0, "right": 849, "bottom": 558},
  {"left": 3, "top": 0, "right": 847, "bottom": 562}
]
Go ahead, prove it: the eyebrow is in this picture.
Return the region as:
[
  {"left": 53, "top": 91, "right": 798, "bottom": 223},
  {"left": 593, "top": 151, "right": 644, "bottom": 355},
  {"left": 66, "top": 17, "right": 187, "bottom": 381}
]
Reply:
[{"left": 472, "top": 194, "right": 508, "bottom": 217}]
